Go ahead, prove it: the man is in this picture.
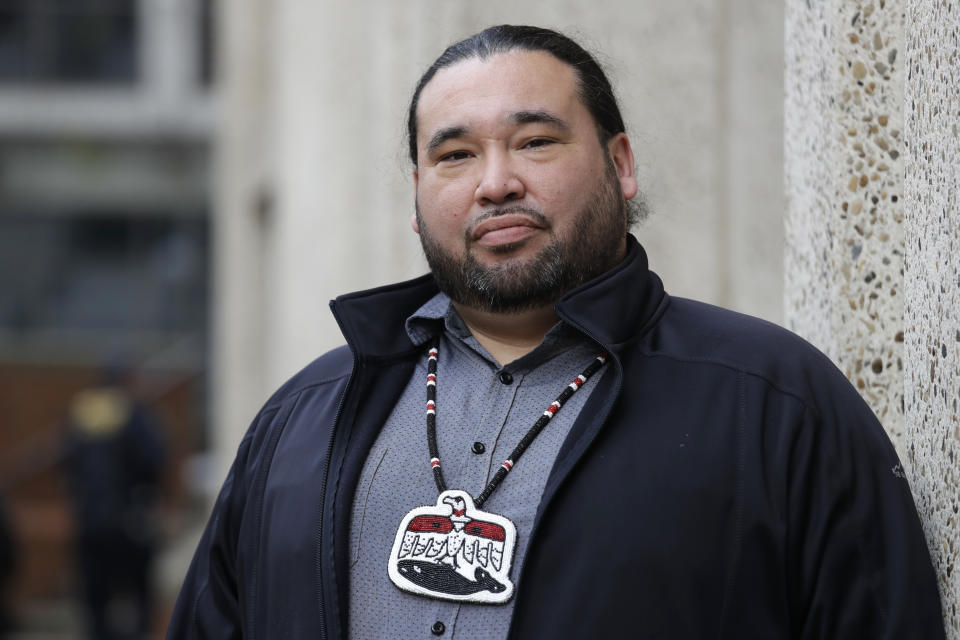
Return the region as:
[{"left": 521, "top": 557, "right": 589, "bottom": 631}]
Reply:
[
  {"left": 167, "top": 25, "right": 944, "bottom": 639},
  {"left": 64, "top": 362, "right": 166, "bottom": 640}
]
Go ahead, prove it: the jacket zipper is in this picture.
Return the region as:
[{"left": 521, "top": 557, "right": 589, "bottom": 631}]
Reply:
[{"left": 506, "top": 318, "right": 624, "bottom": 639}]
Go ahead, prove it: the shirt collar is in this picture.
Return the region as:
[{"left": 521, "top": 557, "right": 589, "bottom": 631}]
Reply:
[{"left": 405, "top": 292, "right": 587, "bottom": 371}]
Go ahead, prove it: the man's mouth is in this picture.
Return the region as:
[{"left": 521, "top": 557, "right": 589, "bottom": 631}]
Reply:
[{"left": 470, "top": 213, "right": 546, "bottom": 249}]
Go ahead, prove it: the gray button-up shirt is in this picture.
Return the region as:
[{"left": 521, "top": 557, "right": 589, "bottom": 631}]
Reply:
[{"left": 348, "top": 293, "right": 605, "bottom": 639}]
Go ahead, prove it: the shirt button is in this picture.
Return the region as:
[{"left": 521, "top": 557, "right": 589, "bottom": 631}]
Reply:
[
  {"left": 471, "top": 441, "right": 486, "bottom": 454},
  {"left": 431, "top": 621, "right": 446, "bottom": 635},
  {"left": 498, "top": 371, "right": 513, "bottom": 385}
]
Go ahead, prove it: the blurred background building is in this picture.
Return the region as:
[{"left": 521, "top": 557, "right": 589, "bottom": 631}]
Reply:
[
  {"left": 0, "top": 0, "right": 212, "bottom": 636},
  {"left": 1, "top": 0, "right": 957, "bottom": 638}
]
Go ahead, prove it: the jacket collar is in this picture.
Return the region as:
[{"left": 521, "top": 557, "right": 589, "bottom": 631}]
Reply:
[
  {"left": 330, "top": 234, "right": 668, "bottom": 360},
  {"left": 555, "top": 234, "right": 667, "bottom": 348}
]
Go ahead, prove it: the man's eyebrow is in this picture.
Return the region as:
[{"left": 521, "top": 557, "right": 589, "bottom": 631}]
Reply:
[
  {"left": 425, "top": 112, "right": 569, "bottom": 156},
  {"left": 510, "top": 110, "right": 571, "bottom": 131},
  {"left": 426, "top": 126, "right": 468, "bottom": 156}
]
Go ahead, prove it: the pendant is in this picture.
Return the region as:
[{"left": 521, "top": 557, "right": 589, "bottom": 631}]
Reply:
[{"left": 388, "top": 489, "right": 517, "bottom": 604}]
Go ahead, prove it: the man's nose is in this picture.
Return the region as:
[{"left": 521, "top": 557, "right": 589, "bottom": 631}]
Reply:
[{"left": 474, "top": 153, "right": 525, "bottom": 205}]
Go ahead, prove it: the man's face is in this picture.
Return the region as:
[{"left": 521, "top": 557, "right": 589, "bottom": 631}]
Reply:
[{"left": 412, "top": 49, "right": 638, "bottom": 313}]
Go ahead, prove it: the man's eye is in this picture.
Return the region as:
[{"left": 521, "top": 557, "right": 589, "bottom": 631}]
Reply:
[
  {"left": 439, "top": 151, "right": 471, "bottom": 162},
  {"left": 523, "top": 138, "right": 554, "bottom": 149}
]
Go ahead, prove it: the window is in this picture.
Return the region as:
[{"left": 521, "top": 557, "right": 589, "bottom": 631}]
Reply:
[
  {"left": 0, "top": 0, "right": 137, "bottom": 84},
  {"left": 0, "top": 213, "right": 208, "bottom": 334},
  {"left": 198, "top": 0, "right": 214, "bottom": 86}
]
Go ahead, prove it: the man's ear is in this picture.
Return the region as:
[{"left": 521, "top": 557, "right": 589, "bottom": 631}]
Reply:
[
  {"left": 608, "top": 133, "right": 638, "bottom": 201},
  {"left": 411, "top": 169, "right": 420, "bottom": 234}
]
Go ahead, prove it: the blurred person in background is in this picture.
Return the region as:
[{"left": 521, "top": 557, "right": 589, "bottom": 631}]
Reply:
[{"left": 63, "top": 360, "right": 166, "bottom": 640}]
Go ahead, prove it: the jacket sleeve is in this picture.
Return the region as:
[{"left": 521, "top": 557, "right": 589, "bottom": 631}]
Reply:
[
  {"left": 787, "top": 391, "right": 945, "bottom": 639},
  {"left": 165, "top": 428, "right": 256, "bottom": 640}
]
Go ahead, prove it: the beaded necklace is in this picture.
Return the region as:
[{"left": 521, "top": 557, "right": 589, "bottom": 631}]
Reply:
[{"left": 387, "top": 338, "right": 608, "bottom": 604}]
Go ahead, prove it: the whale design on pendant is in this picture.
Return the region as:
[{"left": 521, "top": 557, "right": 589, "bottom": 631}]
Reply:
[
  {"left": 396, "top": 560, "right": 507, "bottom": 595},
  {"left": 388, "top": 490, "right": 517, "bottom": 604}
]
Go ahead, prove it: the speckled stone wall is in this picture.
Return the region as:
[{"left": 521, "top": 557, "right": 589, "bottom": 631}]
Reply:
[
  {"left": 785, "top": 0, "right": 907, "bottom": 452},
  {"left": 788, "top": 0, "right": 959, "bottom": 632},
  {"left": 904, "top": 1, "right": 960, "bottom": 633}
]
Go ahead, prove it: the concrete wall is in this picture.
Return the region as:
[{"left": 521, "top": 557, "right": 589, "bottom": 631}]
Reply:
[
  {"left": 904, "top": 1, "right": 960, "bottom": 633},
  {"left": 214, "top": 0, "right": 785, "bottom": 472},
  {"left": 786, "top": 0, "right": 957, "bottom": 633},
  {"left": 212, "top": 0, "right": 274, "bottom": 481},
  {"left": 784, "top": 0, "right": 906, "bottom": 449}
]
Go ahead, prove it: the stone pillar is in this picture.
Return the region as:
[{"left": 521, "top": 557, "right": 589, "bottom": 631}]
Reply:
[
  {"left": 904, "top": 2, "right": 960, "bottom": 634},
  {"left": 787, "top": 0, "right": 957, "bottom": 633},
  {"left": 785, "top": 0, "right": 907, "bottom": 451},
  {"left": 212, "top": 0, "right": 274, "bottom": 477}
]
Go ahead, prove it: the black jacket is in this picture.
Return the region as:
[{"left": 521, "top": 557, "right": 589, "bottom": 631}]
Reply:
[{"left": 167, "top": 237, "right": 944, "bottom": 639}]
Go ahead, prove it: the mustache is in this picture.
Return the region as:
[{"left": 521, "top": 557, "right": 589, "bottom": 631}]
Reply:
[{"left": 466, "top": 205, "right": 549, "bottom": 236}]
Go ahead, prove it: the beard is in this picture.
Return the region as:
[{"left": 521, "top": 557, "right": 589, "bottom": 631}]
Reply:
[{"left": 416, "top": 160, "right": 628, "bottom": 314}]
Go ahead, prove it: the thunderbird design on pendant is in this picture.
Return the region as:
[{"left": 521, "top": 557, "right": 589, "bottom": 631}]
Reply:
[{"left": 388, "top": 489, "right": 517, "bottom": 604}]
